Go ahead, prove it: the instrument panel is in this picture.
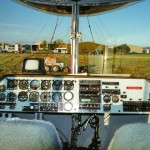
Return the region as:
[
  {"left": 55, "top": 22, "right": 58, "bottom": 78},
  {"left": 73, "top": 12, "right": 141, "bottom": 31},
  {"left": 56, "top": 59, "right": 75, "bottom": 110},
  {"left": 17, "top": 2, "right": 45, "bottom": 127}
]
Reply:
[{"left": 0, "top": 75, "right": 150, "bottom": 114}]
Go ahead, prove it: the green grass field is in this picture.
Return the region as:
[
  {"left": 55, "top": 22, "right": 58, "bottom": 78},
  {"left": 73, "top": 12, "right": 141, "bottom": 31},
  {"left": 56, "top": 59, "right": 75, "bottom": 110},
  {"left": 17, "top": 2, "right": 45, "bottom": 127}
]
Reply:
[
  {"left": 0, "top": 53, "right": 149, "bottom": 80},
  {"left": 88, "top": 53, "right": 150, "bottom": 79}
]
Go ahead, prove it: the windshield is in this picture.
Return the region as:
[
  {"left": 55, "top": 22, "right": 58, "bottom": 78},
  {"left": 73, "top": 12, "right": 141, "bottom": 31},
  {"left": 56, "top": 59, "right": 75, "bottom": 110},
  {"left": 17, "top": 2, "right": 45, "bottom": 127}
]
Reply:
[{"left": 0, "top": 0, "right": 149, "bottom": 80}]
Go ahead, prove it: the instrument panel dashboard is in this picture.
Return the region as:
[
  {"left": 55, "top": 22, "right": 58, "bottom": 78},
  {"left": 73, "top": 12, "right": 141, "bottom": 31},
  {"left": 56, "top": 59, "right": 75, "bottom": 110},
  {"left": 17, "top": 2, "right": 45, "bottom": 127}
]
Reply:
[{"left": 0, "top": 75, "right": 150, "bottom": 114}]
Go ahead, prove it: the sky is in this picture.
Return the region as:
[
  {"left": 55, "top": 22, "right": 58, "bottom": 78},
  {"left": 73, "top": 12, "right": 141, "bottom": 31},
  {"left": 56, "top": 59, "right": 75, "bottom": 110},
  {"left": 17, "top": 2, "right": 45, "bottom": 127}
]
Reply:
[{"left": 0, "top": 0, "right": 150, "bottom": 47}]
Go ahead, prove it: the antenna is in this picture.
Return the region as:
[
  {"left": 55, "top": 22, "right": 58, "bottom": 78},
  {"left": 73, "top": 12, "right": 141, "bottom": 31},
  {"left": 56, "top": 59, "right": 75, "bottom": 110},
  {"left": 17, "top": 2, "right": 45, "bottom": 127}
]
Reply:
[{"left": 13, "top": 0, "right": 142, "bottom": 74}]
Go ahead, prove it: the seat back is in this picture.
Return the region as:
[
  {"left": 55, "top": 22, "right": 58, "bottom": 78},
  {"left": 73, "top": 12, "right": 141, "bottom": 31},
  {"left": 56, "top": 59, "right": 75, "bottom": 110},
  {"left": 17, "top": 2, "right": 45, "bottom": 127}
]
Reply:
[
  {"left": 108, "top": 123, "right": 150, "bottom": 150},
  {"left": 0, "top": 118, "right": 62, "bottom": 150}
]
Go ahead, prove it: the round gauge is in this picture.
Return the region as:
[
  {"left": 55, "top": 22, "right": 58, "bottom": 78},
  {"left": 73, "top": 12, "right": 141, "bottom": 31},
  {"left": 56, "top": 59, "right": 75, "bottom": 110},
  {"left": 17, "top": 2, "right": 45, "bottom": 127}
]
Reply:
[
  {"left": 64, "top": 102, "right": 73, "bottom": 111},
  {"left": 52, "top": 80, "right": 62, "bottom": 90},
  {"left": 64, "top": 80, "right": 74, "bottom": 90},
  {"left": 112, "top": 95, "right": 119, "bottom": 103},
  {"left": 18, "top": 91, "right": 28, "bottom": 102},
  {"left": 103, "top": 95, "right": 111, "bottom": 103},
  {"left": 52, "top": 92, "right": 62, "bottom": 102},
  {"left": 30, "top": 80, "right": 40, "bottom": 90},
  {"left": 40, "top": 92, "right": 50, "bottom": 102},
  {"left": 7, "top": 92, "right": 16, "bottom": 102},
  {"left": 0, "top": 93, "right": 5, "bottom": 101},
  {"left": 0, "top": 85, "right": 6, "bottom": 92},
  {"left": 29, "top": 92, "right": 39, "bottom": 102},
  {"left": 64, "top": 91, "right": 73, "bottom": 101},
  {"left": 7, "top": 79, "right": 18, "bottom": 90},
  {"left": 41, "top": 80, "right": 51, "bottom": 90},
  {"left": 19, "top": 80, "right": 29, "bottom": 90}
]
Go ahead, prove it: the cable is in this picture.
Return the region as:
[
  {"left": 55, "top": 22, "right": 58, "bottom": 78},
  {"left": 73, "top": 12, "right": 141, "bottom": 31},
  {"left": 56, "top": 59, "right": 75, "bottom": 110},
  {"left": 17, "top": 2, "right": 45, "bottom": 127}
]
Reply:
[
  {"left": 49, "top": 15, "right": 60, "bottom": 50},
  {"left": 87, "top": 16, "right": 97, "bottom": 73},
  {"left": 71, "top": 114, "right": 101, "bottom": 150},
  {"left": 33, "top": 15, "right": 51, "bottom": 44},
  {"left": 87, "top": 16, "right": 96, "bottom": 47},
  {"left": 56, "top": 127, "right": 71, "bottom": 148}
]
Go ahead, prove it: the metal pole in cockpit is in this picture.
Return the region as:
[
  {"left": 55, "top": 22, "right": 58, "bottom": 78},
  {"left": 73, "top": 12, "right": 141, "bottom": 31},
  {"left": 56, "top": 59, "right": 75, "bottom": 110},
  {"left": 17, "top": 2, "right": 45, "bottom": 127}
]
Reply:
[{"left": 71, "top": 1, "right": 79, "bottom": 74}]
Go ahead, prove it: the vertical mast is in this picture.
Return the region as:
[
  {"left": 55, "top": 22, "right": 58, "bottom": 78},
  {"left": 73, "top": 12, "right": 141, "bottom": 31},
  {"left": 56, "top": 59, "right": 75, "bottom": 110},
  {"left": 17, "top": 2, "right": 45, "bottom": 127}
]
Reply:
[{"left": 71, "top": 1, "right": 80, "bottom": 74}]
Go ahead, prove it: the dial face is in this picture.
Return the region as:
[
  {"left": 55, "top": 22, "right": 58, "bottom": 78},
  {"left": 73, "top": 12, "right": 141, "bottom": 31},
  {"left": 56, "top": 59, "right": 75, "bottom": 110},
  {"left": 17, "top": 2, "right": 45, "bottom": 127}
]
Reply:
[
  {"left": 52, "top": 92, "right": 62, "bottom": 102},
  {"left": 0, "top": 93, "right": 5, "bottom": 101},
  {"left": 41, "top": 80, "right": 51, "bottom": 90},
  {"left": 103, "top": 95, "right": 111, "bottom": 103},
  {"left": 64, "top": 102, "right": 73, "bottom": 111},
  {"left": 64, "top": 80, "right": 74, "bottom": 90},
  {"left": 40, "top": 92, "right": 50, "bottom": 102},
  {"left": 7, "top": 79, "right": 18, "bottom": 90},
  {"left": 0, "top": 85, "right": 6, "bottom": 92},
  {"left": 30, "top": 80, "right": 40, "bottom": 90},
  {"left": 7, "top": 92, "right": 16, "bottom": 102},
  {"left": 29, "top": 92, "right": 39, "bottom": 102},
  {"left": 112, "top": 95, "right": 119, "bottom": 103},
  {"left": 19, "top": 80, "right": 29, "bottom": 90},
  {"left": 64, "top": 91, "right": 73, "bottom": 101},
  {"left": 18, "top": 91, "right": 28, "bottom": 102},
  {"left": 52, "top": 80, "right": 62, "bottom": 90}
]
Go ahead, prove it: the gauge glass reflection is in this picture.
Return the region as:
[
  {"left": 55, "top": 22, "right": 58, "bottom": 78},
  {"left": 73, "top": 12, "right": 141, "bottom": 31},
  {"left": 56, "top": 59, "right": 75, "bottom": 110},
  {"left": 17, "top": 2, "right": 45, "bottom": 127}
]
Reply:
[{"left": 52, "top": 92, "right": 62, "bottom": 102}]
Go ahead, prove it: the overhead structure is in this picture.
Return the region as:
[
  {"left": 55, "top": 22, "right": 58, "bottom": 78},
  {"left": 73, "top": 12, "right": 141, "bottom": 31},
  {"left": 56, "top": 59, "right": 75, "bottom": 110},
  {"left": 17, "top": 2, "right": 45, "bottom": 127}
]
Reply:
[
  {"left": 13, "top": 0, "right": 142, "bottom": 16},
  {"left": 13, "top": 0, "right": 142, "bottom": 74}
]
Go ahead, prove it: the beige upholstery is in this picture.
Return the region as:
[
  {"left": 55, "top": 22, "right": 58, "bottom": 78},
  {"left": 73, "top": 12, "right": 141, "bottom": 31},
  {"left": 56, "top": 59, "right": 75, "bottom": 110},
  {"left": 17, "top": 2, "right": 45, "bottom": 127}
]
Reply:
[
  {"left": 0, "top": 118, "right": 62, "bottom": 150},
  {"left": 108, "top": 123, "right": 150, "bottom": 150}
]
